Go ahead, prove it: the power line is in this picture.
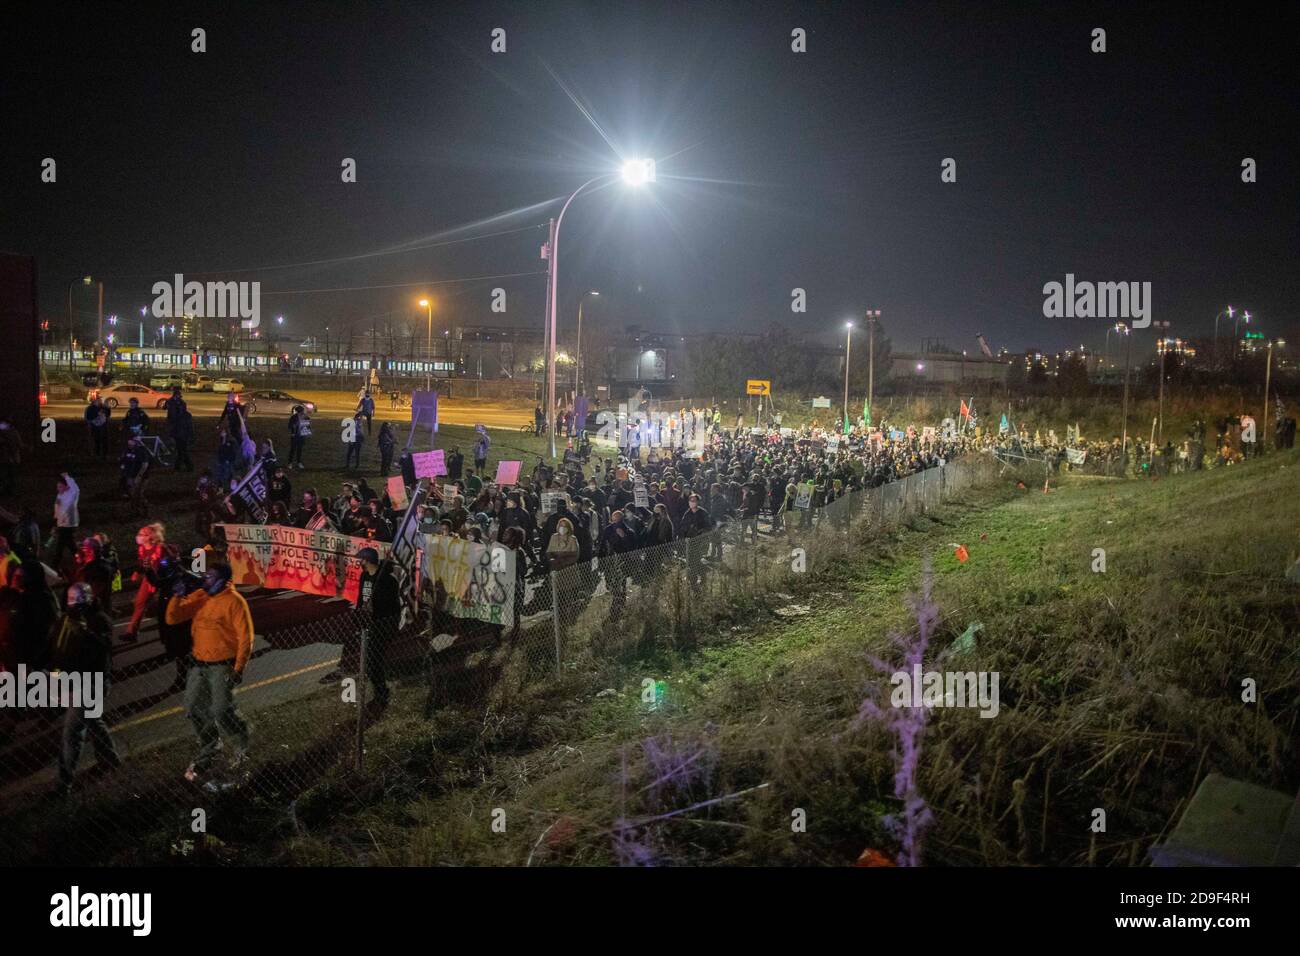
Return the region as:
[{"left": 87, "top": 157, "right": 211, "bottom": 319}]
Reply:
[{"left": 260, "top": 270, "right": 547, "bottom": 296}]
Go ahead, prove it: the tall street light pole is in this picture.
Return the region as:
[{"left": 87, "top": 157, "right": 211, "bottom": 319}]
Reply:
[
  {"left": 418, "top": 298, "right": 432, "bottom": 392},
  {"left": 545, "top": 159, "right": 655, "bottom": 459},
  {"left": 1153, "top": 319, "right": 1171, "bottom": 444},
  {"left": 1262, "top": 338, "right": 1283, "bottom": 453},
  {"left": 1213, "top": 306, "right": 1235, "bottom": 368},
  {"left": 1233, "top": 310, "right": 1252, "bottom": 373},
  {"left": 864, "top": 309, "right": 880, "bottom": 427},
  {"left": 574, "top": 290, "right": 598, "bottom": 399},
  {"left": 842, "top": 321, "right": 853, "bottom": 429}
]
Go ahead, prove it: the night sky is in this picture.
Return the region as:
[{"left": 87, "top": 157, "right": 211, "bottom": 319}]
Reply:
[{"left": 3, "top": 1, "right": 1297, "bottom": 354}]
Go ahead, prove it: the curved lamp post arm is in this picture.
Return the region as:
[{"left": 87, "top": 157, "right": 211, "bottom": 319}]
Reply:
[{"left": 547, "top": 173, "right": 615, "bottom": 457}]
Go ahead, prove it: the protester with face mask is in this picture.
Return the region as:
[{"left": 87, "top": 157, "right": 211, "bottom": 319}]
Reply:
[
  {"left": 51, "top": 583, "right": 120, "bottom": 794},
  {"left": 546, "top": 516, "right": 580, "bottom": 571},
  {"left": 73, "top": 535, "right": 115, "bottom": 611}
]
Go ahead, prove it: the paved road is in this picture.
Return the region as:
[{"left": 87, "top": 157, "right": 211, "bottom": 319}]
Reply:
[
  {"left": 44, "top": 392, "right": 533, "bottom": 430},
  {"left": 0, "top": 584, "right": 356, "bottom": 798}
]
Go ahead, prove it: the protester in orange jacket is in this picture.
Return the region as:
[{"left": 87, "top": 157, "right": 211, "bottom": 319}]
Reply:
[{"left": 165, "top": 562, "right": 253, "bottom": 784}]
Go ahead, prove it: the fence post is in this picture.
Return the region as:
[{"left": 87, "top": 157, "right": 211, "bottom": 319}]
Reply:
[
  {"left": 355, "top": 626, "right": 367, "bottom": 772},
  {"left": 551, "top": 570, "right": 562, "bottom": 677}
]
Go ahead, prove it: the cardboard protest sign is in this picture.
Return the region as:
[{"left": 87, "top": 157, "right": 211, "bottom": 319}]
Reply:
[
  {"left": 220, "top": 524, "right": 390, "bottom": 604},
  {"left": 541, "top": 491, "right": 565, "bottom": 514},
  {"left": 795, "top": 481, "right": 814, "bottom": 510},
  {"left": 494, "top": 460, "right": 521, "bottom": 486},
  {"left": 826, "top": 436, "right": 841, "bottom": 454},
  {"left": 410, "top": 390, "right": 438, "bottom": 436},
  {"left": 633, "top": 482, "right": 650, "bottom": 509},
  {"left": 413, "top": 449, "right": 447, "bottom": 478},
  {"left": 442, "top": 483, "right": 460, "bottom": 501},
  {"left": 387, "top": 475, "right": 408, "bottom": 509}
]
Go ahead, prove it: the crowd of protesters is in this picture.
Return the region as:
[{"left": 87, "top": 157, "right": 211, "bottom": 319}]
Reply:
[
  {"left": 4, "top": 383, "right": 1296, "bottom": 796},
  {"left": 985, "top": 410, "right": 1298, "bottom": 477}
]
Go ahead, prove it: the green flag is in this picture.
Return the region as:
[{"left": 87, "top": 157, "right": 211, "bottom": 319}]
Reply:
[
  {"left": 844, "top": 414, "right": 851, "bottom": 435},
  {"left": 862, "top": 397, "right": 871, "bottom": 428}
]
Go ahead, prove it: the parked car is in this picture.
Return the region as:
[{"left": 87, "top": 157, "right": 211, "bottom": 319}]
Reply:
[
  {"left": 244, "top": 390, "right": 316, "bottom": 416},
  {"left": 212, "top": 378, "right": 245, "bottom": 394},
  {"left": 184, "top": 373, "right": 216, "bottom": 391},
  {"left": 87, "top": 382, "right": 173, "bottom": 408},
  {"left": 149, "top": 372, "right": 186, "bottom": 390}
]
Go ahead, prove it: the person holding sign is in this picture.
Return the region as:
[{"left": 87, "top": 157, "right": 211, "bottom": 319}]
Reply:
[{"left": 352, "top": 547, "right": 399, "bottom": 711}]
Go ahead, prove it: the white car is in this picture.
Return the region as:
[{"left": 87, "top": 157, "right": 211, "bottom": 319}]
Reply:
[
  {"left": 149, "top": 372, "right": 186, "bottom": 390},
  {"left": 213, "top": 378, "right": 245, "bottom": 394},
  {"left": 88, "top": 383, "right": 173, "bottom": 409},
  {"left": 185, "top": 374, "right": 216, "bottom": 391}
]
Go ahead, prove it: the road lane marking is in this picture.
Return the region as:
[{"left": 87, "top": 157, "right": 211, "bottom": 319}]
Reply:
[{"left": 109, "top": 656, "right": 342, "bottom": 733}]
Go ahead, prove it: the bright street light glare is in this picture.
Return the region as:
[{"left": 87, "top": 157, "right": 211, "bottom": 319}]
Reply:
[
  {"left": 621, "top": 158, "right": 656, "bottom": 185},
  {"left": 418, "top": 299, "right": 429, "bottom": 307}
]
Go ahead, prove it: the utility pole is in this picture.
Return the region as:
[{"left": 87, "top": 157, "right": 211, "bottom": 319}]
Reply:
[
  {"left": 842, "top": 322, "right": 853, "bottom": 429},
  {"left": 1119, "top": 324, "right": 1133, "bottom": 467},
  {"left": 1153, "top": 320, "right": 1171, "bottom": 444},
  {"left": 865, "top": 309, "right": 881, "bottom": 426},
  {"left": 545, "top": 217, "right": 558, "bottom": 459},
  {"left": 1262, "top": 339, "right": 1276, "bottom": 454}
]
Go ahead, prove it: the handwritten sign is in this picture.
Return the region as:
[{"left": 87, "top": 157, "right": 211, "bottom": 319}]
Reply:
[
  {"left": 413, "top": 449, "right": 447, "bottom": 478},
  {"left": 387, "top": 476, "right": 408, "bottom": 509},
  {"left": 442, "top": 483, "right": 460, "bottom": 501}
]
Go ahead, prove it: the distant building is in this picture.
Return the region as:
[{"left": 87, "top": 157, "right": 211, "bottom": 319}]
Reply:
[{"left": 891, "top": 351, "right": 1009, "bottom": 385}]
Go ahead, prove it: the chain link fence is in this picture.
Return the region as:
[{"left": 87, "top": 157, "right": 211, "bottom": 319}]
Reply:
[{"left": 0, "top": 454, "right": 1000, "bottom": 865}]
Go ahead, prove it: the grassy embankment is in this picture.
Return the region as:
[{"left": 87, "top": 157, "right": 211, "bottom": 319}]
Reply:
[
  {"left": 8, "top": 447, "right": 1296, "bottom": 866},
  {"left": 173, "top": 450, "right": 1300, "bottom": 864}
]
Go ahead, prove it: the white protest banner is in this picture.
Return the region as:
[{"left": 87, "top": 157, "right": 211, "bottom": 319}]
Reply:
[
  {"left": 419, "top": 535, "right": 515, "bottom": 625},
  {"left": 1066, "top": 447, "right": 1087, "bottom": 465},
  {"left": 812, "top": 397, "right": 831, "bottom": 409}
]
